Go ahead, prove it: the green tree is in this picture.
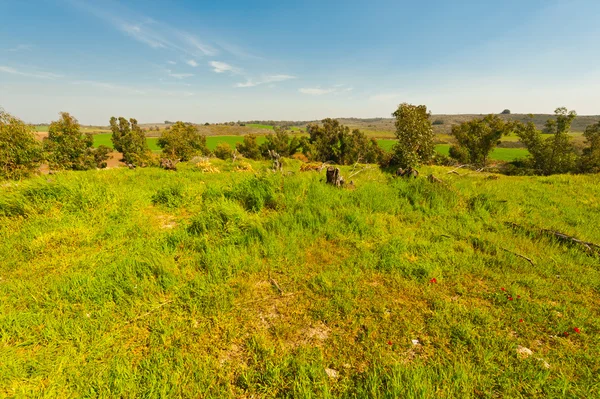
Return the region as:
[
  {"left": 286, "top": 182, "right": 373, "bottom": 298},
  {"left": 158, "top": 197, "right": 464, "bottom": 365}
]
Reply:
[
  {"left": 214, "top": 142, "right": 233, "bottom": 160},
  {"left": 392, "top": 103, "right": 435, "bottom": 168},
  {"left": 344, "top": 129, "right": 384, "bottom": 164},
  {"left": 514, "top": 114, "right": 577, "bottom": 175},
  {"left": 236, "top": 134, "right": 262, "bottom": 159},
  {"left": 578, "top": 121, "right": 600, "bottom": 173},
  {"left": 0, "top": 109, "right": 42, "bottom": 179},
  {"left": 157, "top": 121, "right": 208, "bottom": 161},
  {"left": 501, "top": 109, "right": 511, "bottom": 115},
  {"left": 259, "top": 127, "right": 301, "bottom": 158},
  {"left": 305, "top": 118, "right": 349, "bottom": 164},
  {"left": 44, "top": 112, "right": 110, "bottom": 170},
  {"left": 543, "top": 107, "right": 577, "bottom": 135},
  {"left": 449, "top": 114, "right": 513, "bottom": 166},
  {"left": 110, "top": 116, "right": 152, "bottom": 165}
]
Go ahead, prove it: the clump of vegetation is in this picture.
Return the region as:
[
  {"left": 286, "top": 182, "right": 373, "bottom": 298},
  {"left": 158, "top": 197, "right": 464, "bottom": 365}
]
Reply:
[
  {"left": 501, "top": 109, "right": 511, "bottom": 115},
  {"left": 225, "top": 175, "right": 277, "bottom": 212},
  {"left": 514, "top": 108, "right": 577, "bottom": 175},
  {"left": 110, "top": 116, "right": 153, "bottom": 166},
  {"left": 213, "top": 142, "right": 233, "bottom": 160},
  {"left": 152, "top": 185, "right": 185, "bottom": 208},
  {"left": 259, "top": 127, "right": 301, "bottom": 158},
  {"left": 0, "top": 109, "right": 42, "bottom": 180},
  {"left": 236, "top": 134, "right": 262, "bottom": 159},
  {"left": 578, "top": 120, "right": 600, "bottom": 173},
  {"left": 44, "top": 112, "right": 110, "bottom": 171},
  {"left": 449, "top": 114, "right": 513, "bottom": 167},
  {"left": 391, "top": 103, "right": 435, "bottom": 168},
  {"left": 303, "top": 118, "right": 383, "bottom": 164},
  {"left": 158, "top": 121, "right": 209, "bottom": 161}
]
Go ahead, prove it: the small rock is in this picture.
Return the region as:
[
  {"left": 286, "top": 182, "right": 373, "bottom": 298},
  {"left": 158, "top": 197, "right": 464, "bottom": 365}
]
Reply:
[
  {"left": 516, "top": 345, "right": 533, "bottom": 358},
  {"left": 536, "top": 358, "right": 551, "bottom": 369},
  {"left": 325, "top": 368, "right": 339, "bottom": 380},
  {"left": 411, "top": 339, "right": 421, "bottom": 346}
]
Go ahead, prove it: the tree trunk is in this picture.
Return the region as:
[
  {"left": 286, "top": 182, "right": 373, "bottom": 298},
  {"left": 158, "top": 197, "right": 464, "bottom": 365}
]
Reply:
[{"left": 326, "top": 166, "right": 344, "bottom": 186}]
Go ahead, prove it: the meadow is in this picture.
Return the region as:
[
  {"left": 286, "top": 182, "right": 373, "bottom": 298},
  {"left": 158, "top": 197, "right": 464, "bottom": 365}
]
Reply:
[{"left": 1, "top": 160, "right": 599, "bottom": 398}]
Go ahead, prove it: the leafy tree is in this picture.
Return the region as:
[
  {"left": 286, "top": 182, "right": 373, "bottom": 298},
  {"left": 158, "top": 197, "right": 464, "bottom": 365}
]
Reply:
[
  {"left": 259, "top": 127, "right": 301, "bottom": 157},
  {"left": 305, "top": 118, "right": 349, "bottom": 164},
  {"left": 501, "top": 109, "right": 511, "bottom": 115},
  {"left": 543, "top": 107, "right": 577, "bottom": 135},
  {"left": 0, "top": 109, "right": 42, "bottom": 179},
  {"left": 236, "top": 134, "right": 262, "bottom": 159},
  {"left": 449, "top": 114, "right": 513, "bottom": 166},
  {"left": 44, "top": 112, "right": 110, "bottom": 170},
  {"left": 514, "top": 114, "right": 577, "bottom": 175},
  {"left": 110, "top": 116, "right": 152, "bottom": 165},
  {"left": 391, "top": 103, "right": 435, "bottom": 168},
  {"left": 157, "top": 121, "right": 208, "bottom": 161},
  {"left": 344, "top": 129, "right": 384, "bottom": 164},
  {"left": 214, "top": 142, "right": 233, "bottom": 160},
  {"left": 578, "top": 121, "right": 600, "bottom": 173}
]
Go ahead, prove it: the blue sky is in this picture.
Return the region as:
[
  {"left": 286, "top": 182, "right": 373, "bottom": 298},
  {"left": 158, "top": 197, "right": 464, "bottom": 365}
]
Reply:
[{"left": 1, "top": 0, "right": 599, "bottom": 124}]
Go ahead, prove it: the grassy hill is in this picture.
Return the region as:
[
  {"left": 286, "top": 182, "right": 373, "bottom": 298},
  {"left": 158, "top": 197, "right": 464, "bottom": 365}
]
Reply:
[{"left": 1, "top": 161, "right": 599, "bottom": 397}]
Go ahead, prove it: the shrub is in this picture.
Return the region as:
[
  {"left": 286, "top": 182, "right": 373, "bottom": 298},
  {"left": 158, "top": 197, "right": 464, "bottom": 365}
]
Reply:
[
  {"left": 291, "top": 153, "right": 309, "bottom": 162},
  {"left": 432, "top": 119, "right": 444, "bottom": 125},
  {"left": 158, "top": 121, "right": 209, "bottom": 161},
  {"left": 152, "top": 186, "right": 184, "bottom": 208},
  {"left": 226, "top": 176, "right": 277, "bottom": 212},
  {"left": 449, "top": 115, "right": 513, "bottom": 166},
  {"left": 392, "top": 103, "right": 435, "bottom": 168},
  {"left": 0, "top": 109, "right": 42, "bottom": 180},
  {"left": 110, "top": 116, "right": 152, "bottom": 166},
  {"left": 44, "top": 112, "right": 109, "bottom": 171},
  {"left": 214, "top": 143, "right": 233, "bottom": 160},
  {"left": 236, "top": 134, "right": 262, "bottom": 160},
  {"left": 501, "top": 109, "right": 511, "bottom": 115}
]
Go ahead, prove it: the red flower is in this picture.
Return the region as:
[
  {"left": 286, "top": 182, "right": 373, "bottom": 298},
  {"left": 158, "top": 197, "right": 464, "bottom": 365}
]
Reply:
[
  {"left": 574, "top": 327, "right": 581, "bottom": 334},
  {"left": 430, "top": 278, "right": 437, "bottom": 284},
  {"left": 508, "top": 297, "right": 514, "bottom": 301},
  {"left": 517, "top": 295, "right": 521, "bottom": 299},
  {"left": 519, "top": 319, "right": 524, "bottom": 323},
  {"left": 387, "top": 340, "right": 393, "bottom": 345},
  {"left": 563, "top": 331, "right": 569, "bottom": 337},
  {"left": 501, "top": 287, "right": 506, "bottom": 291}
]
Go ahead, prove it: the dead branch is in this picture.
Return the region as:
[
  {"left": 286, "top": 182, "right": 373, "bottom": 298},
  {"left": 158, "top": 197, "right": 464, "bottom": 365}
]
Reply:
[
  {"left": 125, "top": 299, "right": 173, "bottom": 325},
  {"left": 427, "top": 174, "right": 443, "bottom": 184},
  {"left": 506, "top": 222, "right": 600, "bottom": 255},
  {"left": 349, "top": 165, "right": 373, "bottom": 179},
  {"left": 447, "top": 165, "right": 467, "bottom": 174},
  {"left": 270, "top": 279, "right": 284, "bottom": 295},
  {"left": 501, "top": 247, "right": 535, "bottom": 267}
]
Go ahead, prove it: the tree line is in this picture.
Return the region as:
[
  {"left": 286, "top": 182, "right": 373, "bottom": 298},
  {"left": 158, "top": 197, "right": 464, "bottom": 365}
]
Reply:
[{"left": 1, "top": 105, "right": 599, "bottom": 180}]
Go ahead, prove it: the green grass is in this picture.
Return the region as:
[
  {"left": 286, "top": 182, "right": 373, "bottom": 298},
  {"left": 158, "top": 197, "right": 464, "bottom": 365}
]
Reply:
[{"left": 1, "top": 161, "right": 599, "bottom": 397}]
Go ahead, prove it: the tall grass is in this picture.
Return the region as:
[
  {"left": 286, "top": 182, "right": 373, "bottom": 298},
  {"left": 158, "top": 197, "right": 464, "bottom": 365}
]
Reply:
[{"left": 1, "top": 160, "right": 599, "bottom": 397}]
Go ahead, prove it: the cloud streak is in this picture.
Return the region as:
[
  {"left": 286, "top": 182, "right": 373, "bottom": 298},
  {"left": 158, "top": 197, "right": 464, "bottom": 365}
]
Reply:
[
  {"left": 210, "top": 61, "right": 241, "bottom": 74},
  {"left": 0, "top": 65, "right": 63, "bottom": 79},
  {"left": 299, "top": 85, "right": 353, "bottom": 96},
  {"left": 235, "top": 74, "right": 296, "bottom": 88}
]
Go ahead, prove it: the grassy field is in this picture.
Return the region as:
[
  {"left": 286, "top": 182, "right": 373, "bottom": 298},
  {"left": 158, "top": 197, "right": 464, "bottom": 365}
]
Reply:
[
  {"left": 1, "top": 161, "right": 599, "bottom": 397},
  {"left": 92, "top": 134, "right": 269, "bottom": 152}
]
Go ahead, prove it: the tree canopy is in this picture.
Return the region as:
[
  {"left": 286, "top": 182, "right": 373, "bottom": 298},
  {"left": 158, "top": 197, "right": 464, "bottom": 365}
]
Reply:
[
  {"left": 0, "top": 109, "right": 42, "bottom": 179},
  {"left": 391, "top": 103, "right": 435, "bottom": 169},
  {"left": 157, "top": 121, "right": 208, "bottom": 161}
]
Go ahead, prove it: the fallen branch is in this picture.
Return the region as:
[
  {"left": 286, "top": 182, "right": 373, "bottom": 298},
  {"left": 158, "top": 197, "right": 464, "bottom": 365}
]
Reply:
[
  {"left": 270, "top": 279, "right": 284, "bottom": 295},
  {"left": 349, "top": 165, "right": 373, "bottom": 179},
  {"left": 506, "top": 222, "right": 600, "bottom": 256},
  {"left": 125, "top": 299, "right": 173, "bottom": 325},
  {"left": 501, "top": 247, "right": 535, "bottom": 267},
  {"left": 447, "top": 165, "right": 467, "bottom": 174}
]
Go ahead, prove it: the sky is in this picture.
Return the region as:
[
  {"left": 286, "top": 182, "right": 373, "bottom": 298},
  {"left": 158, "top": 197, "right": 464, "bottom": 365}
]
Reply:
[{"left": 1, "top": 0, "right": 599, "bottom": 125}]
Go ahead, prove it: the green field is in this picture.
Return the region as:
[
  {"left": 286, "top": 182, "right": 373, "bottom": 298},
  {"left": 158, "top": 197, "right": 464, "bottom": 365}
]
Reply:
[
  {"left": 1, "top": 162, "right": 599, "bottom": 397},
  {"left": 376, "top": 141, "right": 529, "bottom": 161},
  {"left": 92, "top": 134, "right": 268, "bottom": 152}
]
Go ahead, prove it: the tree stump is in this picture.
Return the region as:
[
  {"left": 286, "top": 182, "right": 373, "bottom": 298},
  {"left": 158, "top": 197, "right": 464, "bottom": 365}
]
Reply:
[
  {"left": 396, "top": 167, "right": 419, "bottom": 178},
  {"left": 326, "top": 166, "right": 344, "bottom": 187},
  {"left": 268, "top": 149, "right": 282, "bottom": 172},
  {"left": 160, "top": 158, "right": 178, "bottom": 171}
]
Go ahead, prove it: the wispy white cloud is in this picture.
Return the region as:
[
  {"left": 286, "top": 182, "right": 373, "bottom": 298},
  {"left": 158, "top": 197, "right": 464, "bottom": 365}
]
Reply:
[
  {"left": 71, "top": 80, "right": 147, "bottom": 94},
  {"left": 69, "top": 0, "right": 218, "bottom": 58},
  {"left": 186, "top": 60, "right": 198, "bottom": 67},
  {"left": 7, "top": 44, "right": 33, "bottom": 52},
  {"left": 235, "top": 74, "right": 296, "bottom": 88},
  {"left": 299, "top": 85, "right": 353, "bottom": 96},
  {"left": 210, "top": 61, "right": 241, "bottom": 74},
  {"left": 166, "top": 69, "right": 194, "bottom": 79},
  {"left": 0, "top": 65, "right": 63, "bottom": 79},
  {"left": 167, "top": 60, "right": 177, "bottom": 65}
]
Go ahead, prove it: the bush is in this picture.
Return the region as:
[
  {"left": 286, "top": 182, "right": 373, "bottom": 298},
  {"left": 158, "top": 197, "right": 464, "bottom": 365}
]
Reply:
[
  {"left": 158, "top": 121, "right": 208, "bottom": 161},
  {"left": 214, "top": 143, "right": 233, "bottom": 160},
  {"left": 291, "top": 153, "right": 309, "bottom": 162},
  {"left": 501, "top": 109, "right": 511, "bottom": 115},
  {"left": 152, "top": 186, "right": 184, "bottom": 208},
  {"left": 226, "top": 176, "right": 277, "bottom": 212},
  {"left": 44, "top": 112, "right": 109, "bottom": 171},
  {"left": 236, "top": 134, "right": 262, "bottom": 160},
  {"left": 432, "top": 119, "right": 444, "bottom": 125},
  {"left": 0, "top": 109, "right": 42, "bottom": 180}
]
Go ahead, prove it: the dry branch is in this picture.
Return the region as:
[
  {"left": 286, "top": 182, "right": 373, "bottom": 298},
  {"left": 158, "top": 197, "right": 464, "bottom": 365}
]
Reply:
[{"left": 501, "top": 247, "right": 535, "bottom": 267}]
